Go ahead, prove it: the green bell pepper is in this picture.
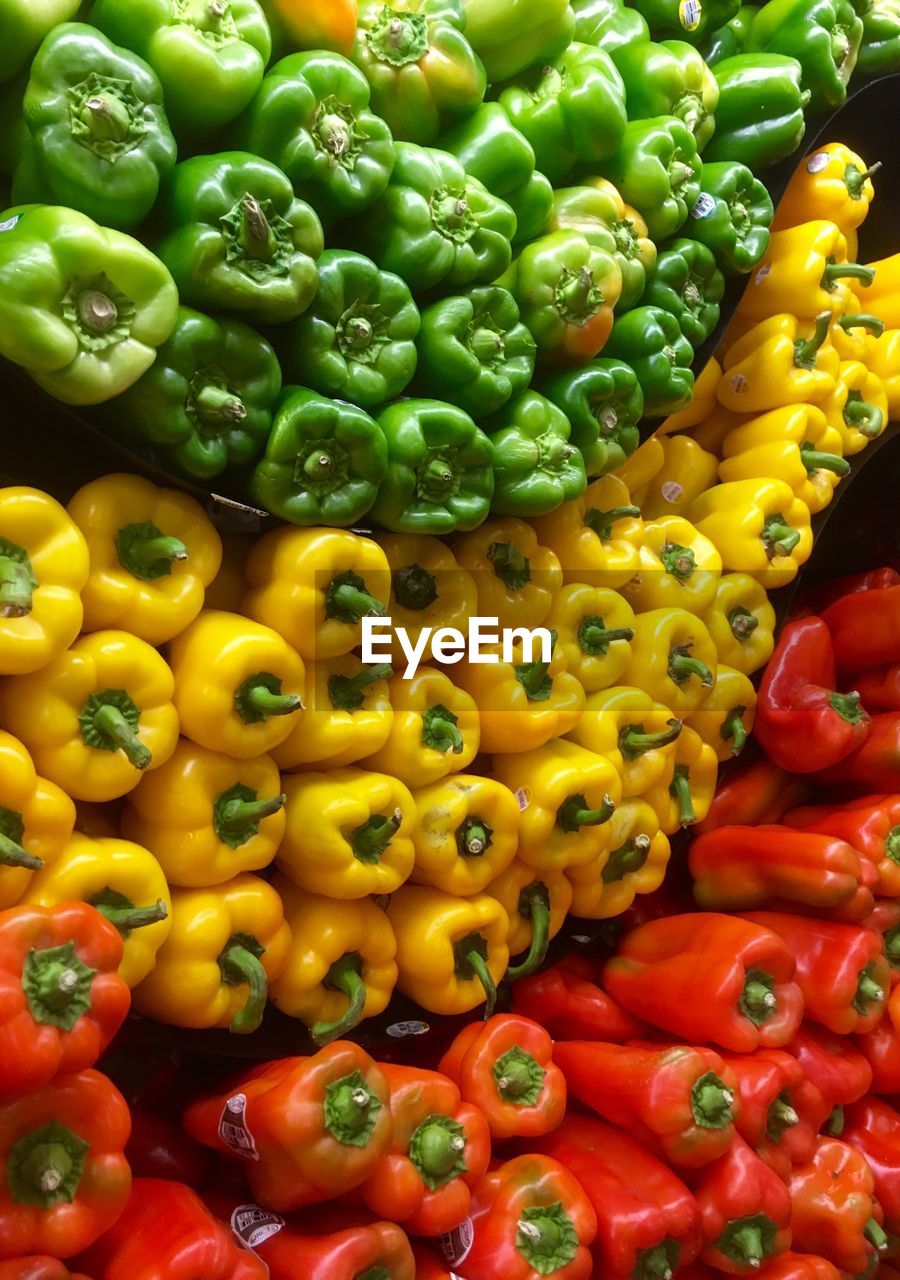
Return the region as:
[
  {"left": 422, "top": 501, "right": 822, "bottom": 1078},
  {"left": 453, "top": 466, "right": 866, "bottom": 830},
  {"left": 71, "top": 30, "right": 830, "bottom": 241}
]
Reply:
[
  {"left": 704, "top": 54, "right": 810, "bottom": 168},
  {"left": 0, "top": 0, "right": 80, "bottom": 84},
  {"left": 571, "top": 0, "right": 650, "bottom": 52},
  {"left": 89, "top": 0, "right": 271, "bottom": 138},
  {"left": 611, "top": 39, "right": 719, "bottom": 151},
  {"left": 250, "top": 387, "right": 388, "bottom": 526},
  {"left": 237, "top": 50, "right": 395, "bottom": 225},
  {"left": 626, "top": 0, "right": 741, "bottom": 44},
  {"left": 155, "top": 152, "right": 324, "bottom": 326},
  {"left": 413, "top": 286, "right": 536, "bottom": 418},
  {"left": 603, "top": 304, "right": 694, "bottom": 417},
  {"left": 551, "top": 182, "right": 657, "bottom": 311},
  {"left": 537, "top": 359, "right": 642, "bottom": 477},
  {"left": 496, "top": 43, "right": 627, "bottom": 185},
  {"left": 858, "top": 0, "right": 900, "bottom": 73},
  {"left": 277, "top": 250, "right": 420, "bottom": 410},
  {"left": 702, "top": 5, "right": 756, "bottom": 63},
  {"left": 642, "top": 237, "right": 725, "bottom": 346},
  {"left": 484, "top": 390, "right": 587, "bottom": 517},
  {"left": 439, "top": 103, "right": 553, "bottom": 246},
  {"left": 687, "top": 160, "right": 773, "bottom": 273},
  {"left": 747, "top": 0, "right": 863, "bottom": 111},
  {"left": 110, "top": 306, "right": 282, "bottom": 479},
  {"left": 351, "top": 0, "right": 486, "bottom": 145},
  {"left": 357, "top": 142, "right": 516, "bottom": 295},
  {"left": 370, "top": 399, "right": 494, "bottom": 532},
  {"left": 15, "top": 24, "right": 176, "bottom": 232},
  {"left": 459, "top": 0, "right": 575, "bottom": 83},
  {"left": 0, "top": 204, "right": 178, "bottom": 406},
  {"left": 600, "top": 115, "right": 702, "bottom": 241}
]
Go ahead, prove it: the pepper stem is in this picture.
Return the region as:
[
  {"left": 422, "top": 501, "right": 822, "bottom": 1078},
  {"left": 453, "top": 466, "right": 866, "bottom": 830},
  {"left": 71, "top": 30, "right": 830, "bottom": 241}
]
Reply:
[
  {"left": 800, "top": 443, "right": 850, "bottom": 476},
  {"left": 557, "top": 792, "right": 616, "bottom": 833},
  {"left": 488, "top": 541, "right": 531, "bottom": 590},
  {"left": 454, "top": 934, "right": 497, "bottom": 1017},
  {"left": 91, "top": 891, "right": 168, "bottom": 936},
  {"left": 324, "top": 1070, "right": 380, "bottom": 1147},
  {"left": 328, "top": 664, "right": 393, "bottom": 711},
  {"left": 507, "top": 883, "right": 551, "bottom": 980},
  {"left": 584, "top": 505, "right": 641, "bottom": 540},
  {"left": 327, "top": 583, "right": 385, "bottom": 622},
  {"left": 394, "top": 564, "right": 438, "bottom": 611},
  {"left": 310, "top": 953, "right": 368, "bottom": 1046},
  {"left": 836, "top": 312, "right": 884, "bottom": 337},
  {"left": 456, "top": 816, "right": 492, "bottom": 857},
  {"left": 578, "top": 616, "right": 634, "bottom": 655},
  {"left": 844, "top": 390, "right": 885, "bottom": 439},
  {"left": 22, "top": 941, "right": 95, "bottom": 1031},
  {"left": 193, "top": 383, "right": 248, "bottom": 425},
  {"left": 234, "top": 673, "right": 303, "bottom": 724},
  {"left": 88, "top": 701, "right": 151, "bottom": 770},
  {"left": 409, "top": 1114, "right": 467, "bottom": 1190},
  {"left": 634, "top": 1241, "right": 681, "bottom": 1280},
  {"left": 845, "top": 160, "right": 881, "bottom": 199},
  {"left": 865, "top": 1219, "right": 889, "bottom": 1252},
  {"left": 669, "top": 764, "right": 697, "bottom": 826},
  {"left": 828, "top": 689, "right": 866, "bottom": 724},
  {"left": 728, "top": 607, "right": 759, "bottom": 640},
  {"left": 825, "top": 1104, "right": 845, "bottom": 1136},
  {"left": 239, "top": 196, "right": 274, "bottom": 261},
  {"left": 0, "top": 550, "right": 36, "bottom": 617},
  {"left": 219, "top": 938, "right": 268, "bottom": 1035},
  {"left": 822, "top": 262, "right": 876, "bottom": 289},
  {"left": 853, "top": 963, "right": 885, "bottom": 1015},
  {"left": 717, "top": 1215, "right": 775, "bottom": 1268},
  {"left": 668, "top": 647, "right": 714, "bottom": 687},
  {"left": 722, "top": 706, "right": 748, "bottom": 755},
  {"left": 493, "top": 1045, "right": 546, "bottom": 1103},
  {"left": 350, "top": 808, "right": 403, "bottom": 863},
  {"left": 762, "top": 514, "right": 801, "bottom": 559},
  {"left": 740, "top": 968, "right": 777, "bottom": 1026},
  {"left": 794, "top": 312, "right": 831, "bottom": 368},
  {"left": 766, "top": 1093, "right": 799, "bottom": 1140},
  {"left": 515, "top": 634, "right": 556, "bottom": 701},
  {"left": 82, "top": 92, "right": 131, "bottom": 144},
  {"left": 691, "top": 1070, "right": 734, "bottom": 1129},
  {"left": 619, "top": 718, "right": 682, "bottom": 760},
  {"left": 515, "top": 1202, "right": 579, "bottom": 1273},
  {"left": 116, "top": 521, "right": 188, "bottom": 581},
  {"left": 603, "top": 833, "right": 652, "bottom": 883},
  {"left": 0, "top": 832, "right": 42, "bottom": 870},
  {"left": 660, "top": 543, "right": 696, "bottom": 579},
  {"left": 6, "top": 1121, "right": 88, "bottom": 1209},
  {"left": 422, "top": 703, "right": 464, "bottom": 755},
  {"left": 215, "top": 786, "right": 286, "bottom": 845}
]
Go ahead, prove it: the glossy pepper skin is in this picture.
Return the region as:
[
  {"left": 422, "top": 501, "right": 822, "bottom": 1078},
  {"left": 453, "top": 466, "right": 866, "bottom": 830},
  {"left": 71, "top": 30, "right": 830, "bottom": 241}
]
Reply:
[
  {"left": 455, "top": 518, "right": 562, "bottom": 630},
  {"left": 603, "top": 913, "right": 804, "bottom": 1052},
  {"left": 786, "top": 795, "right": 900, "bottom": 899},
  {"left": 548, "top": 584, "right": 635, "bottom": 693},
  {"left": 865, "top": 328, "right": 900, "bottom": 418},
  {"left": 551, "top": 178, "right": 657, "bottom": 312},
  {"left": 361, "top": 667, "right": 479, "bottom": 787},
  {"left": 774, "top": 143, "right": 879, "bottom": 235},
  {"left": 226, "top": 1208, "right": 414, "bottom": 1280},
  {"left": 854, "top": 664, "right": 900, "bottom": 711},
  {"left": 601, "top": 116, "right": 702, "bottom": 241},
  {"left": 626, "top": 515, "right": 722, "bottom": 615},
  {"left": 511, "top": 953, "right": 647, "bottom": 1042},
  {"left": 687, "top": 664, "right": 757, "bottom": 761},
  {"left": 829, "top": 300, "right": 884, "bottom": 363},
  {"left": 604, "top": 306, "right": 695, "bottom": 417},
  {"left": 487, "top": 859, "right": 572, "bottom": 977},
  {"left": 485, "top": 391, "right": 588, "bottom": 517},
  {"left": 747, "top": 0, "right": 863, "bottom": 111},
  {"left": 787, "top": 1024, "right": 873, "bottom": 1117},
  {"left": 625, "top": 608, "right": 717, "bottom": 718},
  {"left": 820, "top": 359, "right": 888, "bottom": 454},
  {"left": 858, "top": 0, "right": 900, "bottom": 72},
  {"left": 272, "top": 655, "right": 393, "bottom": 771},
  {"left": 538, "top": 359, "right": 641, "bottom": 478},
  {"left": 644, "top": 723, "right": 718, "bottom": 833},
  {"left": 842, "top": 1097, "right": 900, "bottom": 1233},
  {"left": 719, "top": 405, "right": 849, "bottom": 515},
  {"left": 0, "top": 731, "right": 74, "bottom": 912},
  {"left": 722, "top": 1050, "right": 827, "bottom": 1177},
  {"left": 740, "top": 222, "right": 874, "bottom": 323},
  {"left": 459, "top": 0, "right": 574, "bottom": 83},
  {"left": 701, "top": 574, "right": 775, "bottom": 676},
  {"left": 531, "top": 473, "right": 643, "bottom": 589},
  {"left": 0, "top": 1, "right": 80, "bottom": 84},
  {"left": 612, "top": 39, "right": 719, "bottom": 150},
  {"left": 0, "top": 1262, "right": 92, "bottom": 1280},
  {"left": 719, "top": 313, "right": 839, "bottom": 414},
  {"left": 411, "top": 775, "right": 520, "bottom": 895},
  {"left": 693, "top": 1135, "right": 792, "bottom": 1275},
  {"left": 789, "top": 1138, "right": 885, "bottom": 1277},
  {"left": 566, "top": 684, "right": 682, "bottom": 798},
  {"left": 0, "top": 1069, "right": 131, "bottom": 1259},
  {"left": 689, "top": 479, "right": 813, "bottom": 590},
  {"left": 856, "top": 1017, "right": 900, "bottom": 1093},
  {"left": 568, "top": 796, "right": 671, "bottom": 918},
  {"left": 823, "top": 583, "right": 900, "bottom": 676},
  {"left": 634, "top": 435, "right": 719, "bottom": 519},
  {"left": 644, "top": 239, "right": 725, "bottom": 347},
  {"left": 689, "top": 162, "right": 773, "bottom": 275},
  {"left": 811, "top": 713, "right": 900, "bottom": 791},
  {"left": 704, "top": 55, "right": 810, "bottom": 168}
]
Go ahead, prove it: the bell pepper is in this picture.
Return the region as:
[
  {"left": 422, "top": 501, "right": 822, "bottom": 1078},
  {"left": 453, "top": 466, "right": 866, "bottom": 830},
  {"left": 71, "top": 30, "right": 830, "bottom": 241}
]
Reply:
[
  {"left": 624, "top": 608, "right": 717, "bottom": 718},
  {"left": 774, "top": 144, "right": 880, "bottom": 235},
  {"left": 747, "top": 0, "right": 862, "bottom": 111},
  {"left": 843, "top": 1097, "right": 900, "bottom": 1233},
  {"left": 262, "top": 0, "right": 358, "bottom": 57},
  {"left": 829, "top": 303, "right": 884, "bottom": 364},
  {"left": 548, "top": 584, "right": 635, "bottom": 693},
  {"left": 361, "top": 667, "right": 479, "bottom": 787},
  {"left": 823, "top": 583, "right": 900, "bottom": 679},
  {"left": 857, "top": 0, "right": 900, "bottom": 71},
  {"left": 612, "top": 39, "right": 718, "bottom": 151},
  {"left": 0, "top": 205, "right": 178, "bottom": 406},
  {"left": 688, "top": 664, "right": 757, "bottom": 761},
  {"left": 627, "top": 0, "right": 742, "bottom": 41},
  {"left": 530, "top": 473, "right": 643, "bottom": 589},
  {"left": 625, "top": 515, "right": 723, "bottom": 615},
  {"left": 271, "top": 655, "right": 393, "bottom": 771},
  {"left": 269, "top": 879, "right": 396, "bottom": 1043},
  {"left": 603, "top": 306, "right": 695, "bottom": 417},
  {"left": 458, "top": 1153, "right": 596, "bottom": 1280},
  {"left": 67, "top": 473, "right": 222, "bottom": 647},
  {"left": 222, "top": 1204, "right": 413, "bottom": 1280},
  {"left": 601, "top": 116, "right": 701, "bottom": 241},
  {"left": 854, "top": 665, "right": 900, "bottom": 711},
  {"left": 787, "top": 1024, "right": 873, "bottom": 1124},
  {"left": 548, "top": 185, "right": 648, "bottom": 321},
  {"left": 411, "top": 776, "right": 520, "bottom": 895},
  {"left": 704, "top": 54, "right": 810, "bottom": 168},
  {"left": 486, "top": 860, "right": 572, "bottom": 978},
  {"left": 858, "top": 1017, "right": 900, "bottom": 1094},
  {"left": 644, "top": 724, "right": 719, "bottom": 832},
  {"left": 659, "top": 356, "right": 721, "bottom": 437},
  {"left": 112, "top": 307, "right": 282, "bottom": 480},
  {"left": 740, "top": 223, "right": 874, "bottom": 323},
  {"left": 0, "top": 732, "right": 74, "bottom": 912},
  {"left": 722, "top": 1050, "right": 827, "bottom": 1177},
  {"left": 537, "top": 359, "right": 642, "bottom": 478},
  {"left": 567, "top": 684, "right": 683, "bottom": 798},
  {"left": 785, "top": 795, "right": 900, "bottom": 900},
  {"left": 863, "top": 328, "right": 900, "bottom": 421},
  {"left": 865, "top": 899, "right": 900, "bottom": 979},
  {"left": 634, "top": 437, "right": 719, "bottom": 521},
  {"left": 16, "top": 24, "right": 176, "bottom": 230},
  {"left": 567, "top": 796, "right": 670, "bottom": 919},
  {"left": 849, "top": 252, "right": 900, "bottom": 325},
  {"left": 455, "top": 518, "right": 562, "bottom": 631},
  {"left": 573, "top": 0, "right": 650, "bottom": 48},
  {"left": 687, "top": 162, "right": 773, "bottom": 275},
  {"left": 168, "top": 610, "right": 305, "bottom": 760},
  {"left": 0, "top": 1068, "right": 131, "bottom": 1259},
  {"left": 801, "top": 565, "right": 900, "bottom": 613},
  {"left": 643, "top": 239, "right": 725, "bottom": 348},
  {"left": 688, "top": 479, "right": 814, "bottom": 589},
  {"left": 719, "top": 405, "right": 850, "bottom": 515},
  {"left": 492, "top": 738, "right": 623, "bottom": 871},
  {"left": 0, "top": 1262, "right": 91, "bottom": 1280},
  {"left": 485, "top": 391, "right": 588, "bottom": 517},
  {"left": 439, "top": 1014, "right": 565, "bottom": 1140},
  {"left": 743, "top": 912, "right": 890, "bottom": 1034},
  {"left": 512, "top": 953, "right": 646, "bottom": 1041},
  {"left": 413, "top": 286, "right": 534, "bottom": 419},
  {"left": 689, "top": 406, "right": 749, "bottom": 455},
  {"left": 538, "top": 1113, "right": 702, "bottom": 1280},
  {"left": 0, "top": 1, "right": 80, "bottom": 84},
  {"left": 459, "top": 0, "right": 574, "bottom": 82},
  {"left": 693, "top": 1135, "right": 792, "bottom": 1274},
  {"left": 378, "top": 532, "right": 477, "bottom": 659},
  {"left": 603, "top": 913, "right": 804, "bottom": 1052},
  {"left": 789, "top": 1137, "right": 886, "bottom": 1276},
  {"left": 719, "top": 313, "right": 839, "bottom": 414},
  {"left": 697, "top": 751, "right": 809, "bottom": 835}
]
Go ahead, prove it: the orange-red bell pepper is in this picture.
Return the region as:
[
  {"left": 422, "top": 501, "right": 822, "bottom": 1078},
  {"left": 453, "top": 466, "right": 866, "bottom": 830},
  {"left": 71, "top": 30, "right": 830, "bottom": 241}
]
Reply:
[
  {"left": 510, "top": 953, "right": 647, "bottom": 1043},
  {"left": 785, "top": 794, "right": 900, "bottom": 899},
  {"left": 692, "top": 1135, "right": 792, "bottom": 1275},
  {"left": 788, "top": 1137, "right": 887, "bottom": 1276},
  {"left": 720, "top": 1050, "right": 828, "bottom": 1179}
]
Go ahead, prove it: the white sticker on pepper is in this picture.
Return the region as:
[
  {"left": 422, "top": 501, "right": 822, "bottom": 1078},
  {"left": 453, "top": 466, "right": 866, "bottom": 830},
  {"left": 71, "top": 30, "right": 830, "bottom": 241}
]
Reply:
[
  {"left": 218, "top": 1093, "right": 260, "bottom": 1160},
  {"left": 231, "top": 1205, "right": 284, "bottom": 1250}
]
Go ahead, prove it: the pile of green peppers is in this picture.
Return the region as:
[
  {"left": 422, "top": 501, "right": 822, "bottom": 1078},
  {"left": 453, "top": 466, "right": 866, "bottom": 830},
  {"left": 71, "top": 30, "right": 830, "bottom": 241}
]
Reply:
[{"left": 0, "top": 0, "right": 888, "bottom": 530}]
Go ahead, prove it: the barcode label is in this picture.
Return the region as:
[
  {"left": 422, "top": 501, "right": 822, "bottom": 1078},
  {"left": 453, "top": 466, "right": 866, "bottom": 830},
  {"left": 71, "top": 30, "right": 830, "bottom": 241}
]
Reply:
[{"left": 218, "top": 1093, "right": 260, "bottom": 1160}]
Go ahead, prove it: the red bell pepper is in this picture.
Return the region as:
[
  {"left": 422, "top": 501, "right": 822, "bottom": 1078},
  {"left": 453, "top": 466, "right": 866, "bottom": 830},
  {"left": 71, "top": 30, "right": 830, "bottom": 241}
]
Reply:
[
  {"left": 742, "top": 912, "right": 890, "bottom": 1035},
  {"left": 721, "top": 1050, "right": 827, "bottom": 1178},
  {"left": 752, "top": 1252, "right": 840, "bottom": 1280},
  {"left": 535, "top": 1114, "right": 702, "bottom": 1280},
  {"left": 857, "top": 1017, "right": 900, "bottom": 1094},
  {"left": 0, "top": 902, "right": 130, "bottom": 1098},
  {"left": 695, "top": 752, "right": 810, "bottom": 835},
  {"left": 754, "top": 617, "right": 870, "bottom": 773},
  {"left": 182, "top": 1043, "right": 394, "bottom": 1211},
  {"left": 602, "top": 914, "right": 804, "bottom": 1052},
  {"left": 0, "top": 1068, "right": 131, "bottom": 1260},
  {"left": 360, "top": 1063, "right": 490, "bottom": 1236},
  {"left": 843, "top": 1096, "right": 900, "bottom": 1234},
  {"left": 785, "top": 795, "right": 900, "bottom": 898},
  {"left": 854, "top": 663, "right": 900, "bottom": 712},
  {"left": 438, "top": 1015, "right": 566, "bottom": 1140},
  {"left": 458, "top": 1154, "right": 597, "bottom": 1280},
  {"left": 800, "top": 566, "right": 900, "bottom": 615},
  {"left": 785, "top": 1024, "right": 872, "bottom": 1137},
  {"left": 788, "top": 1137, "right": 887, "bottom": 1276},
  {"left": 413, "top": 1246, "right": 453, "bottom": 1278},
  {"left": 125, "top": 1108, "right": 210, "bottom": 1186},
  {"left": 553, "top": 1041, "right": 739, "bottom": 1169},
  {"left": 510, "top": 955, "right": 647, "bottom": 1042},
  {"left": 0, "top": 1264, "right": 93, "bottom": 1280},
  {"left": 692, "top": 1135, "right": 792, "bottom": 1275},
  {"left": 823, "top": 583, "right": 900, "bottom": 676},
  {"left": 689, "top": 825, "right": 876, "bottom": 921},
  {"left": 811, "top": 712, "right": 900, "bottom": 791}
]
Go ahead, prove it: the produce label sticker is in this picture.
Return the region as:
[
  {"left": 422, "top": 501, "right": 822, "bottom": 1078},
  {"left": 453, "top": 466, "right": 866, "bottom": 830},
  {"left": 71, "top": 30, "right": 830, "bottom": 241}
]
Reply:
[
  {"left": 661, "top": 481, "right": 685, "bottom": 503},
  {"left": 0, "top": 215, "right": 20, "bottom": 233},
  {"left": 231, "top": 1204, "right": 284, "bottom": 1249},
  {"left": 515, "top": 786, "right": 531, "bottom": 811},
  {"left": 807, "top": 152, "right": 830, "bottom": 173},
  {"left": 386, "top": 1019, "right": 431, "bottom": 1038},
  {"left": 729, "top": 373, "right": 749, "bottom": 395},
  {"left": 439, "top": 1217, "right": 475, "bottom": 1267},
  {"left": 691, "top": 193, "right": 716, "bottom": 219},
  {"left": 679, "top": 0, "right": 702, "bottom": 30},
  {"left": 219, "top": 1092, "right": 260, "bottom": 1160},
  {"left": 755, "top": 264, "right": 771, "bottom": 284}
]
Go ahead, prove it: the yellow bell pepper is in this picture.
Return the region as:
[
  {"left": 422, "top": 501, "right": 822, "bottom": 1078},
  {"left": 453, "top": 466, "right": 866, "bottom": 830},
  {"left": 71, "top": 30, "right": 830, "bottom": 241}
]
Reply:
[
  {"left": 74, "top": 801, "right": 122, "bottom": 839},
  {"left": 566, "top": 685, "right": 682, "bottom": 797},
  {"left": 492, "top": 739, "right": 622, "bottom": 871},
  {"left": 547, "top": 584, "right": 635, "bottom": 693},
  {"left": 486, "top": 859, "right": 572, "bottom": 980},
  {"left": 169, "top": 609, "right": 305, "bottom": 760},
  {"left": 644, "top": 724, "right": 718, "bottom": 833},
  {"left": 269, "top": 877, "right": 397, "bottom": 1045},
  {"left": 0, "top": 486, "right": 89, "bottom": 675},
  {"left": 243, "top": 527, "right": 390, "bottom": 659},
  {"left": 820, "top": 360, "right": 889, "bottom": 455},
  {"left": 688, "top": 406, "right": 749, "bottom": 455},
  {"left": 659, "top": 357, "right": 722, "bottom": 436},
  {"left": 613, "top": 435, "right": 665, "bottom": 493},
  {"left": 689, "top": 479, "right": 813, "bottom": 589},
  {"left": 360, "top": 666, "right": 479, "bottom": 787},
  {"left": 687, "top": 663, "right": 757, "bottom": 762},
  {"left": 773, "top": 144, "right": 879, "bottom": 235},
  {"left": 453, "top": 518, "right": 562, "bottom": 630},
  {"left": 387, "top": 885, "right": 509, "bottom": 1017},
  {"left": 866, "top": 328, "right": 900, "bottom": 417},
  {"left": 623, "top": 515, "right": 722, "bottom": 615},
  {"left": 636, "top": 436, "right": 720, "bottom": 520},
  {"left": 133, "top": 873, "right": 290, "bottom": 1033},
  {"left": 830, "top": 296, "right": 885, "bottom": 362},
  {"left": 122, "top": 739, "right": 286, "bottom": 887},
  {"left": 276, "top": 767, "right": 415, "bottom": 899},
  {"left": 67, "top": 473, "right": 223, "bottom": 646},
  {"left": 718, "top": 404, "right": 850, "bottom": 513},
  {"left": 700, "top": 573, "right": 776, "bottom": 676},
  {"left": 24, "top": 832, "right": 171, "bottom": 986},
  {"left": 410, "top": 774, "right": 519, "bottom": 895},
  {"left": 204, "top": 530, "right": 254, "bottom": 613},
  {"left": 566, "top": 798, "right": 670, "bottom": 920},
  {"left": 455, "top": 633, "right": 584, "bottom": 755},
  {"left": 271, "top": 655, "right": 394, "bottom": 772},
  {"left": 624, "top": 608, "right": 718, "bottom": 717},
  {"left": 531, "top": 475, "right": 642, "bottom": 589},
  {"left": 380, "top": 533, "right": 478, "bottom": 662},
  {"left": 739, "top": 221, "right": 875, "bottom": 322},
  {"left": 850, "top": 252, "right": 900, "bottom": 326},
  {"left": 0, "top": 630, "right": 179, "bottom": 802},
  {"left": 0, "top": 730, "right": 75, "bottom": 910},
  {"left": 719, "top": 313, "right": 840, "bottom": 414}
]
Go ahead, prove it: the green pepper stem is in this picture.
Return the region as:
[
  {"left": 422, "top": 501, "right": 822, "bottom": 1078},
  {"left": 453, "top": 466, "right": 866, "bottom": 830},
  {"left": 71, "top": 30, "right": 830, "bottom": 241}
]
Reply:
[
  {"left": 602, "top": 833, "right": 652, "bottom": 883},
  {"left": 193, "top": 383, "right": 248, "bottom": 425},
  {"left": 91, "top": 703, "right": 152, "bottom": 770},
  {"left": 420, "top": 459, "right": 455, "bottom": 498},
  {"left": 219, "top": 941, "right": 268, "bottom": 1035},
  {"left": 242, "top": 682, "right": 302, "bottom": 718},
  {"left": 557, "top": 792, "right": 616, "bottom": 832},
  {"left": 669, "top": 160, "right": 696, "bottom": 190},
  {"left": 794, "top": 312, "right": 831, "bottom": 368},
  {"left": 394, "top": 564, "right": 438, "bottom": 611},
  {"left": 825, "top": 1104, "right": 845, "bottom": 1136},
  {"left": 457, "top": 817, "right": 491, "bottom": 857},
  {"left": 845, "top": 160, "right": 882, "bottom": 199},
  {"left": 633, "top": 1241, "right": 680, "bottom": 1280},
  {"left": 6, "top": 1121, "right": 88, "bottom": 1209},
  {"left": 800, "top": 443, "right": 850, "bottom": 476},
  {"left": 328, "top": 582, "right": 385, "bottom": 621},
  {"left": 0, "top": 555, "right": 34, "bottom": 617},
  {"left": 488, "top": 541, "right": 531, "bottom": 590},
  {"left": 762, "top": 515, "right": 801, "bottom": 559},
  {"left": 844, "top": 391, "right": 885, "bottom": 438},
  {"left": 865, "top": 1219, "right": 889, "bottom": 1253},
  {"left": 584, "top": 506, "right": 641, "bottom": 540},
  {"left": 668, "top": 650, "right": 714, "bottom": 687},
  {"left": 470, "top": 326, "right": 505, "bottom": 362},
  {"left": 828, "top": 689, "right": 866, "bottom": 724},
  {"left": 515, "top": 1203, "right": 579, "bottom": 1274},
  {"left": 767, "top": 1096, "right": 799, "bottom": 1137},
  {"left": 329, "top": 664, "right": 393, "bottom": 711},
  {"left": 351, "top": 808, "right": 403, "bottom": 863},
  {"left": 722, "top": 706, "right": 748, "bottom": 755},
  {"left": 660, "top": 543, "right": 696, "bottom": 580},
  {"left": 723, "top": 1223, "right": 764, "bottom": 1266},
  {"left": 304, "top": 451, "right": 336, "bottom": 481},
  {"left": 619, "top": 718, "right": 682, "bottom": 759},
  {"left": 691, "top": 1070, "right": 735, "bottom": 1128},
  {"left": 422, "top": 704, "right": 464, "bottom": 755},
  {"left": 741, "top": 970, "right": 777, "bottom": 1025},
  {"left": 854, "top": 966, "right": 885, "bottom": 1014},
  {"left": 507, "top": 885, "right": 551, "bottom": 981},
  {"left": 0, "top": 832, "right": 42, "bottom": 870},
  {"left": 82, "top": 92, "right": 131, "bottom": 144},
  {"left": 669, "top": 764, "right": 697, "bottom": 826},
  {"left": 217, "top": 792, "right": 286, "bottom": 836},
  {"left": 240, "top": 196, "right": 274, "bottom": 262},
  {"left": 578, "top": 620, "right": 634, "bottom": 654},
  {"left": 310, "top": 954, "right": 368, "bottom": 1046},
  {"left": 822, "top": 262, "right": 876, "bottom": 289},
  {"left": 95, "top": 897, "right": 168, "bottom": 933},
  {"left": 836, "top": 312, "right": 884, "bottom": 337},
  {"left": 728, "top": 606, "right": 759, "bottom": 640}
]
